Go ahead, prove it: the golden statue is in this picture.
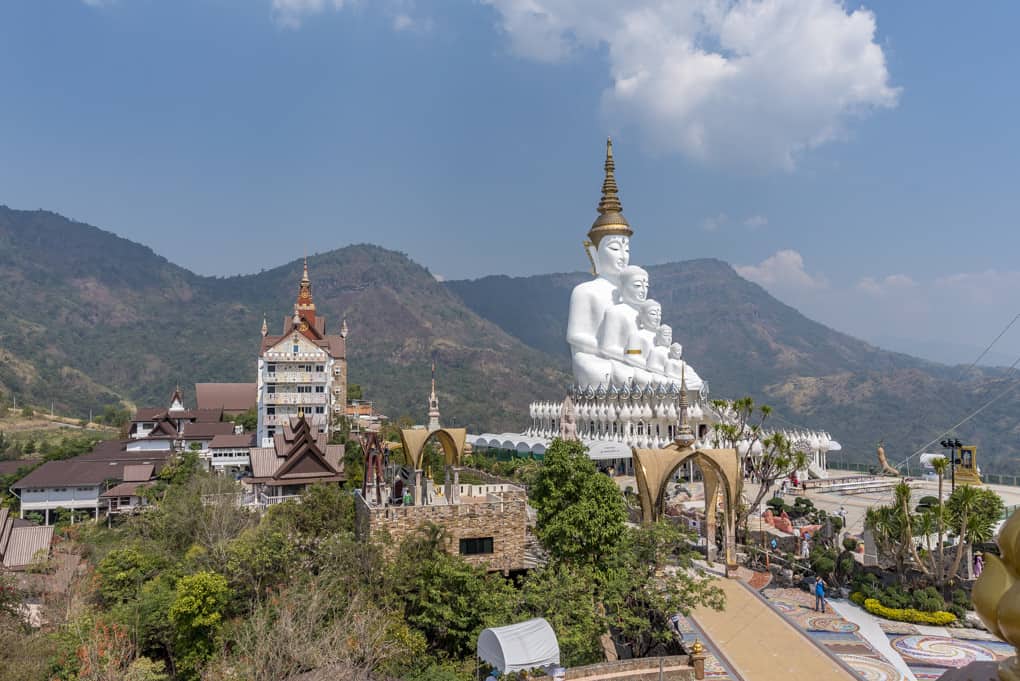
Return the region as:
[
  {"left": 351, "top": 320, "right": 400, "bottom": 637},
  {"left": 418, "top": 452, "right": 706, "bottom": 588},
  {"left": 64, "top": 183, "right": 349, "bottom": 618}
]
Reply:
[
  {"left": 876, "top": 440, "right": 900, "bottom": 476},
  {"left": 973, "top": 507, "right": 1020, "bottom": 681}
]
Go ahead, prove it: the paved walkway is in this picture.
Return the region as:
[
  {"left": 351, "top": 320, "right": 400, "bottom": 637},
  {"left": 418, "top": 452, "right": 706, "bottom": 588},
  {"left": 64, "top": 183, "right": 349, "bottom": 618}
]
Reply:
[{"left": 690, "top": 577, "right": 858, "bottom": 681}]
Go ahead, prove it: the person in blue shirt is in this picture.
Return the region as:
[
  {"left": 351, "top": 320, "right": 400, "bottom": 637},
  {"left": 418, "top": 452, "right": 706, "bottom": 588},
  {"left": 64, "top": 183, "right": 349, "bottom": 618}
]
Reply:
[{"left": 814, "top": 576, "right": 827, "bottom": 613}]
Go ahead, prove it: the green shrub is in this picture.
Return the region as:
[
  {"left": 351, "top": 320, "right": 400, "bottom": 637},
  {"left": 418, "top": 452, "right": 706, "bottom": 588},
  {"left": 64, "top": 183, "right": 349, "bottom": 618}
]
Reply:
[
  {"left": 952, "top": 589, "right": 970, "bottom": 608},
  {"left": 911, "top": 587, "right": 945, "bottom": 613},
  {"left": 850, "top": 591, "right": 866, "bottom": 606},
  {"left": 946, "top": 603, "right": 966, "bottom": 619},
  {"left": 863, "top": 598, "right": 956, "bottom": 625},
  {"left": 878, "top": 584, "right": 912, "bottom": 610}
]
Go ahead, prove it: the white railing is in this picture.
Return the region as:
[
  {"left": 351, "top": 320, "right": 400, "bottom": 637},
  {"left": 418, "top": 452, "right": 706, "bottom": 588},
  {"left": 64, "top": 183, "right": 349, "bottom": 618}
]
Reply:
[
  {"left": 264, "top": 393, "right": 327, "bottom": 406},
  {"left": 265, "top": 371, "right": 327, "bottom": 383},
  {"left": 262, "top": 414, "right": 327, "bottom": 426}
]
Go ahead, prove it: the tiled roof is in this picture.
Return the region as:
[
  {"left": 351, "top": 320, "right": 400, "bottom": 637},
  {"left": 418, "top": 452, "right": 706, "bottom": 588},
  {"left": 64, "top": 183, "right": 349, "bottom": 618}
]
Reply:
[
  {"left": 2, "top": 525, "right": 53, "bottom": 569},
  {"left": 100, "top": 481, "right": 152, "bottom": 498},
  {"left": 195, "top": 383, "right": 257, "bottom": 413},
  {"left": 244, "top": 416, "right": 345, "bottom": 484},
  {"left": 13, "top": 443, "right": 169, "bottom": 489},
  {"left": 209, "top": 434, "right": 255, "bottom": 449},
  {"left": 122, "top": 464, "right": 154, "bottom": 482},
  {"left": 260, "top": 333, "right": 346, "bottom": 360}
]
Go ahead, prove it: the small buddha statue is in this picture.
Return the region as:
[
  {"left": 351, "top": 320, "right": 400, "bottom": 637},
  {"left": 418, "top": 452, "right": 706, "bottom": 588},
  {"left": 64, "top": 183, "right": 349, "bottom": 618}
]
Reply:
[
  {"left": 646, "top": 324, "right": 672, "bottom": 375},
  {"left": 596, "top": 266, "right": 648, "bottom": 386},
  {"left": 623, "top": 300, "right": 661, "bottom": 387}
]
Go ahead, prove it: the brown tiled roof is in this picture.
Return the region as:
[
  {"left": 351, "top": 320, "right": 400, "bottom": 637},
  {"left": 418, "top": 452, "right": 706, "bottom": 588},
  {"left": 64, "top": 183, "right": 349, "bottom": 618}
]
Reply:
[
  {"left": 100, "top": 481, "right": 152, "bottom": 498},
  {"left": 133, "top": 407, "right": 166, "bottom": 421},
  {"left": 13, "top": 443, "right": 169, "bottom": 489},
  {"left": 180, "top": 422, "right": 235, "bottom": 439},
  {"left": 195, "top": 383, "right": 257, "bottom": 414},
  {"left": 2, "top": 525, "right": 53, "bottom": 569},
  {"left": 209, "top": 434, "right": 255, "bottom": 449},
  {"left": 122, "top": 464, "right": 154, "bottom": 482},
  {"left": 244, "top": 416, "right": 345, "bottom": 485}
]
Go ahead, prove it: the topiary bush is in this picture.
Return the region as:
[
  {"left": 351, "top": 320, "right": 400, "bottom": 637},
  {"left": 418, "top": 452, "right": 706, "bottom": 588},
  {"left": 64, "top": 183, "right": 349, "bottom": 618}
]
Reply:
[
  {"left": 863, "top": 598, "right": 957, "bottom": 625},
  {"left": 878, "top": 584, "right": 913, "bottom": 610},
  {"left": 911, "top": 587, "right": 945, "bottom": 613}
]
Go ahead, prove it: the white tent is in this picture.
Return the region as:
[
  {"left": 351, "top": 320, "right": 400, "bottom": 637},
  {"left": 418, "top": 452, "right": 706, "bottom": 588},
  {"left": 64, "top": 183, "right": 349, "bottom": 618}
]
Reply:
[{"left": 477, "top": 617, "right": 560, "bottom": 674}]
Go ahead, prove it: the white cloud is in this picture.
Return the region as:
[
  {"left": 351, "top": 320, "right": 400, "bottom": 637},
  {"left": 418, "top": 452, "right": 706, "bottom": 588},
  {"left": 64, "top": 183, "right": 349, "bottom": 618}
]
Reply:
[
  {"left": 736, "top": 249, "right": 828, "bottom": 290},
  {"left": 272, "top": 0, "right": 349, "bottom": 28},
  {"left": 744, "top": 215, "right": 768, "bottom": 229},
  {"left": 483, "top": 0, "right": 899, "bottom": 169},
  {"left": 700, "top": 212, "right": 728, "bottom": 232},
  {"left": 857, "top": 273, "right": 916, "bottom": 296},
  {"left": 393, "top": 13, "right": 414, "bottom": 31}
]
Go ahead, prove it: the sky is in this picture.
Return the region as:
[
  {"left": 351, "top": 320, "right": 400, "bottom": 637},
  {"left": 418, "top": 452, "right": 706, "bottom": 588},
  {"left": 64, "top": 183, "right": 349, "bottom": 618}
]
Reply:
[{"left": 2, "top": 0, "right": 1019, "bottom": 366}]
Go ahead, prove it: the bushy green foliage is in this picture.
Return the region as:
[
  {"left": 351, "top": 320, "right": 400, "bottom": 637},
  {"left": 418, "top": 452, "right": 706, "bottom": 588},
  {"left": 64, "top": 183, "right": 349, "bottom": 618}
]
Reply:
[
  {"left": 169, "top": 571, "right": 231, "bottom": 679},
  {"left": 95, "top": 545, "right": 166, "bottom": 605}
]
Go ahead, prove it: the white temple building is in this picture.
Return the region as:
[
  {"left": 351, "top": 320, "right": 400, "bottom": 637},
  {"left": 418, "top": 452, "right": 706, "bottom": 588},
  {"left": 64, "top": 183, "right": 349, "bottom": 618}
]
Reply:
[{"left": 470, "top": 139, "right": 839, "bottom": 479}]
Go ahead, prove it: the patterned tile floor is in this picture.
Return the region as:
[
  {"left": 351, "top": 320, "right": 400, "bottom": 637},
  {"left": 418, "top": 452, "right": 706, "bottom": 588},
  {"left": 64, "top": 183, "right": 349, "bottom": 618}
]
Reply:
[
  {"left": 759, "top": 586, "right": 1016, "bottom": 681},
  {"left": 760, "top": 587, "right": 901, "bottom": 681}
]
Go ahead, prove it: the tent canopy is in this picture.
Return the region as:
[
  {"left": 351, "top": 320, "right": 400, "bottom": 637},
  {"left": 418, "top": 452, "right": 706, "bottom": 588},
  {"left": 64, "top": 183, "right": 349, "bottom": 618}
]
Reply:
[{"left": 477, "top": 617, "right": 560, "bottom": 674}]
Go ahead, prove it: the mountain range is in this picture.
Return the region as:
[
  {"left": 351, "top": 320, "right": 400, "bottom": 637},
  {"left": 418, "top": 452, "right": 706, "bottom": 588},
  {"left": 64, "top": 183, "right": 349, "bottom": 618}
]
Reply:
[{"left": 1, "top": 205, "right": 1017, "bottom": 475}]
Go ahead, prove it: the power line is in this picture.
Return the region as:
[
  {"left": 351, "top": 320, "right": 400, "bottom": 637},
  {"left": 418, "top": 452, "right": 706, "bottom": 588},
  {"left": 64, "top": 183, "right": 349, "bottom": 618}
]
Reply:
[{"left": 894, "top": 351, "right": 1020, "bottom": 469}]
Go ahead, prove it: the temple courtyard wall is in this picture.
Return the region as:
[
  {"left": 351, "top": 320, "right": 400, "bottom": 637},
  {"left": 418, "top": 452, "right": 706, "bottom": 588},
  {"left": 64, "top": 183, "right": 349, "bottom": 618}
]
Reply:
[{"left": 354, "top": 491, "right": 528, "bottom": 573}]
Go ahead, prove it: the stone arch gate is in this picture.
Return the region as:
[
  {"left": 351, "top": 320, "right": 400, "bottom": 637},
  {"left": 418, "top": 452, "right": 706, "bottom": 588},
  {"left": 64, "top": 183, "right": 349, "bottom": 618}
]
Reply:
[
  {"left": 398, "top": 427, "right": 468, "bottom": 505},
  {"left": 633, "top": 444, "right": 741, "bottom": 573}
]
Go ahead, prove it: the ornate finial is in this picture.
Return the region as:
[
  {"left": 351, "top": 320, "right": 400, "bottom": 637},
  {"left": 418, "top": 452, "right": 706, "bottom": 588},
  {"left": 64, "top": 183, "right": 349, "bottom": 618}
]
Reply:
[
  {"left": 302, "top": 256, "right": 309, "bottom": 283},
  {"left": 297, "top": 258, "right": 313, "bottom": 303},
  {"left": 261, "top": 313, "right": 268, "bottom": 337},
  {"left": 297, "top": 407, "right": 305, "bottom": 420},
  {"left": 340, "top": 317, "right": 349, "bottom": 338},
  {"left": 690, "top": 638, "right": 705, "bottom": 655},
  {"left": 675, "top": 364, "right": 695, "bottom": 448},
  {"left": 428, "top": 355, "right": 441, "bottom": 430},
  {"left": 587, "top": 137, "right": 632, "bottom": 247}
]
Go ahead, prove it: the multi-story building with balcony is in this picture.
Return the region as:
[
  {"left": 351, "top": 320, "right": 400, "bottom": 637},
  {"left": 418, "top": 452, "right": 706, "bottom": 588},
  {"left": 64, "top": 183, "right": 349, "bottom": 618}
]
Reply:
[{"left": 256, "top": 260, "right": 348, "bottom": 445}]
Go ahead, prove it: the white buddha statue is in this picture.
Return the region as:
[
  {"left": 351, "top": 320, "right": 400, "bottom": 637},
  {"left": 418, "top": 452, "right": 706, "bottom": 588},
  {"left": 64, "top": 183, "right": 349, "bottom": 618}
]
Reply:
[
  {"left": 665, "top": 341, "right": 703, "bottom": 391},
  {"left": 596, "top": 266, "right": 648, "bottom": 386},
  {"left": 646, "top": 324, "right": 672, "bottom": 376},
  {"left": 567, "top": 137, "right": 634, "bottom": 387},
  {"left": 623, "top": 300, "right": 661, "bottom": 387}
]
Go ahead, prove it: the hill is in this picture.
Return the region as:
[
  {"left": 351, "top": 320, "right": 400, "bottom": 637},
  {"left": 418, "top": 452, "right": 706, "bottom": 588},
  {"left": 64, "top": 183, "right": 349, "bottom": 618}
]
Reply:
[
  {"left": 446, "top": 261, "right": 1020, "bottom": 476},
  {"left": 0, "top": 206, "right": 567, "bottom": 432},
  {"left": 1, "top": 206, "right": 1017, "bottom": 475}
]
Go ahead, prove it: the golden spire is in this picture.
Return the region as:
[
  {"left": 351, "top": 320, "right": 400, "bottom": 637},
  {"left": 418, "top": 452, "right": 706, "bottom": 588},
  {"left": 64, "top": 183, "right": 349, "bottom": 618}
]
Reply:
[
  {"left": 588, "top": 137, "right": 632, "bottom": 247},
  {"left": 261, "top": 313, "right": 268, "bottom": 337},
  {"left": 301, "top": 256, "right": 310, "bottom": 284},
  {"left": 675, "top": 364, "right": 695, "bottom": 448}
]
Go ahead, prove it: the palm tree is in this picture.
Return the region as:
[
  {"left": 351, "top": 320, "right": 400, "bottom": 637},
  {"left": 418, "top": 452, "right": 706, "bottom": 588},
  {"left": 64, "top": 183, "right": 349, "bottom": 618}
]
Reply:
[
  {"left": 894, "top": 481, "right": 929, "bottom": 576},
  {"left": 946, "top": 485, "right": 979, "bottom": 581},
  {"left": 931, "top": 456, "right": 949, "bottom": 586}
]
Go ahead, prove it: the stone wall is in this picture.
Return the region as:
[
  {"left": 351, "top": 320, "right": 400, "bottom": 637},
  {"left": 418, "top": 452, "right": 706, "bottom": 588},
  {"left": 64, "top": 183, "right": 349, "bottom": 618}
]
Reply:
[
  {"left": 354, "top": 493, "right": 528, "bottom": 572},
  {"left": 531, "top": 656, "right": 694, "bottom": 681}
]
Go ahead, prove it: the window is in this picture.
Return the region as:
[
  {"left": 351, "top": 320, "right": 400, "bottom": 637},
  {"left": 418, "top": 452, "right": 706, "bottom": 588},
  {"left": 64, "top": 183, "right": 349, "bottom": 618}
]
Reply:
[
  {"left": 119, "top": 497, "right": 131, "bottom": 505},
  {"left": 293, "top": 344, "right": 300, "bottom": 354},
  {"left": 267, "top": 407, "right": 275, "bottom": 415},
  {"left": 267, "top": 428, "right": 276, "bottom": 437},
  {"left": 267, "top": 363, "right": 276, "bottom": 373},
  {"left": 315, "top": 406, "right": 324, "bottom": 414},
  {"left": 315, "top": 386, "right": 325, "bottom": 393},
  {"left": 77, "top": 487, "right": 92, "bottom": 492},
  {"left": 267, "top": 385, "right": 276, "bottom": 394},
  {"left": 459, "top": 537, "right": 494, "bottom": 555},
  {"left": 315, "top": 364, "right": 325, "bottom": 372},
  {"left": 297, "top": 385, "right": 311, "bottom": 393}
]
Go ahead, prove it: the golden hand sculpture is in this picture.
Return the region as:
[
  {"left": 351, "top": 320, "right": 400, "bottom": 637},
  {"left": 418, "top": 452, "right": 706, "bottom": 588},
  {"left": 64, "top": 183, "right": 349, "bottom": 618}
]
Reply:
[{"left": 973, "top": 508, "right": 1020, "bottom": 681}]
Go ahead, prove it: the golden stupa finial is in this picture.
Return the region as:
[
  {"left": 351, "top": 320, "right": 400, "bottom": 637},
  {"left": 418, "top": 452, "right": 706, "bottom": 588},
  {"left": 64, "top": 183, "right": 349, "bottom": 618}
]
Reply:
[
  {"left": 675, "top": 364, "right": 695, "bottom": 448},
  {"left": 587, "top": 137, "right": 632, "bottom": 247},
  {"left": 302, "top": 256, "right": 310, "bottom": 283},
  {"left": 261, "top": 312, "right": 268, "bottom": 337},
  {"left": 972, "top": 507, "right": 1020, "bottom": 680}
]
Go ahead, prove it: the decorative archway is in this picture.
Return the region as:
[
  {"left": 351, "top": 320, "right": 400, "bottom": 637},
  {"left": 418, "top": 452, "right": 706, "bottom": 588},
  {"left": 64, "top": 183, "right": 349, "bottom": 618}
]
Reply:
[
  {"left": 399, "top": 427, "right": 467, "bottom": 471},
  {"left": 633, "top": 444, "right": 740, "bottom": 573}
]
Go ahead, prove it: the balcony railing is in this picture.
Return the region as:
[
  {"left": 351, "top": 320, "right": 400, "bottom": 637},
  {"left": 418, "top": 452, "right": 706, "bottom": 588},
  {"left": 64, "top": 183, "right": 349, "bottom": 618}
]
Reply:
[
  {"left": 263, "top": 393, "right": 327, "bottom": 406},
  {"left": 262, "top": 414, "right": 327, "bottom": 426},
  {"left": 265, "top": 371, "right": 327, "bottom": 383}
]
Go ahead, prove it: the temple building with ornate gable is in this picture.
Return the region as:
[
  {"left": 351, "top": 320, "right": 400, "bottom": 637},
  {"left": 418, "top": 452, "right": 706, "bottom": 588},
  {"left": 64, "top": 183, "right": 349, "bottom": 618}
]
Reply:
[{"left": 256, "top": 260, "right": 348, "bottom": 445}]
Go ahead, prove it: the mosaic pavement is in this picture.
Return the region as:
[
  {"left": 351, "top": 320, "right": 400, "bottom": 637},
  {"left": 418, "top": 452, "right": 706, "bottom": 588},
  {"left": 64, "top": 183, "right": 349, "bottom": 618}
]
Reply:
[
  {"left": 761, "top": 585, "right": 1016, "bottom": 681},
  {"left": 761, "top": 587, "right": 903, "bottom": 681}
]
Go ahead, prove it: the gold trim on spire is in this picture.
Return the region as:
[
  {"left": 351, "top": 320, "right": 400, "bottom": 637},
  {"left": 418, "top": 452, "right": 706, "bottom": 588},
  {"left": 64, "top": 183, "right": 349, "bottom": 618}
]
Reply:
[{"left": 588, "top": 137, "right": 633, "bottom": 247}]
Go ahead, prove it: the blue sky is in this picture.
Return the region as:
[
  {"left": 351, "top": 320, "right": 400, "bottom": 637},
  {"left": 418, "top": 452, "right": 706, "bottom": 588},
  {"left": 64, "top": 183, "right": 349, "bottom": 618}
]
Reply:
[{"left": 2, "top": 1, "right": 1019, "bottom": 365}]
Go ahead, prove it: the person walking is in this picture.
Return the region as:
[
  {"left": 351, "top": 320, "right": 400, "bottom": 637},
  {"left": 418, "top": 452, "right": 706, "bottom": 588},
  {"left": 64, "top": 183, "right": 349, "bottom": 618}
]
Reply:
[{"left": 814, "top": 576, "right": 827, "bottom": 613}]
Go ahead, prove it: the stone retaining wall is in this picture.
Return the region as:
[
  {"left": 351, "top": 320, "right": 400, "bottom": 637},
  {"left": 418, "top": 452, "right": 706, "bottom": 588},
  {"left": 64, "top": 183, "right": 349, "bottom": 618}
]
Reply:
[
  {"left": 354, "top": 493, "right": 528, "bottom": 572},
  {"left": 532, "top": 656, "right": 694, "bottom": 681}
]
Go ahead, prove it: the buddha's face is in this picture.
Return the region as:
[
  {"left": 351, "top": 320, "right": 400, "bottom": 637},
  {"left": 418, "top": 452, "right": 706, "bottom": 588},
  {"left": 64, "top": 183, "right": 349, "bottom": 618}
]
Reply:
[
  {"left": 596, "top": 236, "right": 630, "bottom": 276},
  {"left": 639, "top": 302, "right": 661, "bottom": 329},
  {"left": 668, "top": 342, "right": 683, "bottom": 359},
  {"left": 655, "top": 325, "right": 672, "bottom": 347},
  {"left": 619, "top": 267, "right": 649, "bottom": 305}
]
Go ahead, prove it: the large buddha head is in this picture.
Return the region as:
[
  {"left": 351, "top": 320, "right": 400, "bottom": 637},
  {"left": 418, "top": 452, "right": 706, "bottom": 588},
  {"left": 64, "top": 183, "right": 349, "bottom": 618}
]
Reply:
[
  {"left": 637, "top": 299, "right": 662, "bottom": 330},
  {"left": 618, "top": 266, "right": 648, "bottom": 306},
  {"left": 586, "top": 138, "right": 633, "bottom": 282},
  {"left": 592, "top": 235, "right": 631, "bottom": 279}
]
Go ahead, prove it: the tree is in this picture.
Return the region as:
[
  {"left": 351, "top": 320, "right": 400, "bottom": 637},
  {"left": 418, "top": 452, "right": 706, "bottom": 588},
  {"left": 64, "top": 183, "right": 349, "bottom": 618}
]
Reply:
[
  {"left": 530, "top": 438, "right": 628, "bottom": 566},
  {"left": 946, "top": 485, "right": 1005, "bottom": 582},
  {"left": 168, "top": 571, "right": 231, "bottom": 679},
  {"left": 931, "top": 456, "right": 949, "bottom": 586},
  {"left": 520, "top": 563, "right": 604, "bottom": 666},
  {"left": 710, "top": 398, "right": 808, "bottom": 537},
  {"left": 229, "top": 407, "right": 257, "bottom": 433},
  {"left": 95, "top": 545, "right": 164, "bottom": 605},
  {"left": 347, "top": 383, "right": 363, "bottom": 401}
]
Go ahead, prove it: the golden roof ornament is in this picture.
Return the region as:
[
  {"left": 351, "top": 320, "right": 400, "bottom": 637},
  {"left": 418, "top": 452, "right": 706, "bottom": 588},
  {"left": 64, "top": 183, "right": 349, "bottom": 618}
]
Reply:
[
  {"left": 587, "top": 137, "right": 633, "bottom": 247},
  {"left": 690, "top": 639, "right": 705, "bottom": 655},
  {"left": 972, "top": 506, "right": 1020, "bottom": 680}
]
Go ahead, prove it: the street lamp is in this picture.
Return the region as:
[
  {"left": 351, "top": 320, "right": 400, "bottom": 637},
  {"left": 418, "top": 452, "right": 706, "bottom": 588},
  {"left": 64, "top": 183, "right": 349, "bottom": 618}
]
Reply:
[{"left": 940, "top": 438, "right": 963, "bottom": 492}]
